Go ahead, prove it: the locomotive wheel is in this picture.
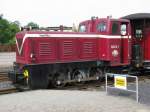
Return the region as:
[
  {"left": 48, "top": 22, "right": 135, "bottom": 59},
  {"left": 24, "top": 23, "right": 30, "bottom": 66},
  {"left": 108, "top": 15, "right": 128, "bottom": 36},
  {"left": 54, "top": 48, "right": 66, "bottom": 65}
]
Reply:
[
  {"left": 72, "top": 70, "right": 85, "bottom": 85},
  {"left": 52, "top": 73, "right": 66, "bottom": 88},
  {"left": 90, "top": 68, "right": 104, "bottom": 81},
  {"left": 95, "top": 68, "right": 104, "bottom": 81},
  {"left": 23, "top": 66, "right": 49, "bottom": 89}
]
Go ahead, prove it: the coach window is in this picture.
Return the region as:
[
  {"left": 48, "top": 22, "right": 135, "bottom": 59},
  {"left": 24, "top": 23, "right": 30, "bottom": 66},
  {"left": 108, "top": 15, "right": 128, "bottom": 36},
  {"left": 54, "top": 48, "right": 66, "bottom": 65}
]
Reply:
[
  {"left": 111, "top": 22, "right": 119, "bottom": 35},
  {"left": 79, "top": 25, "right": 86, "bottom": 32},
  {"left": 97, "top": 22, "right": 107, "bottom": 32},
  {"left": 135, "top": 29, "right": 143, "bottom": 38},
  {"left": 121, "top": 24, "right": 127, "bottom": 35}
]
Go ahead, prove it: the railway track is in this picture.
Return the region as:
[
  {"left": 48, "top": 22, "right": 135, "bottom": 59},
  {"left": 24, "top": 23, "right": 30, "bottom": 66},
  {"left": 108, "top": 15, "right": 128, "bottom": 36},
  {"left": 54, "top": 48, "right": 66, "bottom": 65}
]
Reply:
[
  {"left": 0, "top": 71, "right": 150, "bottom": 94},
  {"left": 56, "top": 74, "right": 150, "bottom": 91},
  {"left": 139, "top": 74, "right": 150, "bottom": 80},
  {"left": 54, "top": 80, "right": 109, "bottom": 91},
  {"left": 0, "top": 72, "right": 18, "bottom": 94}
]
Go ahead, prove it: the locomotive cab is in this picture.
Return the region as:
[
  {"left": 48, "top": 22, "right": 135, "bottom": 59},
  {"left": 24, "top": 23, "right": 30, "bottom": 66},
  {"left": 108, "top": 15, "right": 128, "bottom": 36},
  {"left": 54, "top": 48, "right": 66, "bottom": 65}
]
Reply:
[{"left": 79, "top": 17, "right": 131, "bottom": 66}]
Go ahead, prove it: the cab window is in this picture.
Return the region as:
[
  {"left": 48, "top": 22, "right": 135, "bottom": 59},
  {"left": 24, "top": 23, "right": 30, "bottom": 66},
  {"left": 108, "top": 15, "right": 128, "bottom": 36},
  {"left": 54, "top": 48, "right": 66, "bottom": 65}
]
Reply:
[
  {"left": 121, "top": 24, "right": 127, "bottom": 35},
  {"left": 112, "top": 22, "right": 119, "bottom": 35},
  {"left": 79, "top": 25, "right": 86, "bottom": 32},
  {"left": 97, "top": 22, "right": 107, "bottom": 32}
]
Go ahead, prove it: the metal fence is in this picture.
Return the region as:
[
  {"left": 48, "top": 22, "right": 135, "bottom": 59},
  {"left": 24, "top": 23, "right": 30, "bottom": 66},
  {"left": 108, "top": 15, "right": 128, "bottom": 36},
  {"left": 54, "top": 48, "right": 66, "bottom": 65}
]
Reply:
[{"left": 105, "top": 73, "right": 139, "bottom": 103}]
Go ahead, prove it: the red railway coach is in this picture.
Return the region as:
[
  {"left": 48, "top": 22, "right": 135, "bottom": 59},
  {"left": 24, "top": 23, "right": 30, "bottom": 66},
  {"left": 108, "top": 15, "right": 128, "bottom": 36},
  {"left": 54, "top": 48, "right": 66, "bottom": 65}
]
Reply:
[
  {"left": 11, "top": 17, "right": 131, "bottom": 89},
  {"left": 122, "top": 13, "right": 150, "bottom": 69}
]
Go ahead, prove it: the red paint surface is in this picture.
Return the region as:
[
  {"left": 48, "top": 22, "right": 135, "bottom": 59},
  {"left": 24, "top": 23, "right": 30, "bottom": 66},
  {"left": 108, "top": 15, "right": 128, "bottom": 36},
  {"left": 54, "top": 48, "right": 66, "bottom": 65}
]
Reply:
[{"left": 16, "top": 18, "right": 131, "bottom": 67}]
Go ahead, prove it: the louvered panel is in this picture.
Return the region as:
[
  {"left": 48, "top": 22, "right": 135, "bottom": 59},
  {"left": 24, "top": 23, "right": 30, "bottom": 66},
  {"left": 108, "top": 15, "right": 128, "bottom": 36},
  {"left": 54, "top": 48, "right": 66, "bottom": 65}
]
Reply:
[
  {"left": 83, "top": 42, "right": 96, "bottom": 54},
  {"left": 63, "top": 41, "right": 73, "bottom": 56},
  {"left": 34, "top": 38, "right": 57, "bottom": 63},
  {"left": 79, "top": 39, "right": 98, "bottom": 59},
  {"left": 39, "top": 43, "right": 52, "bottom": 56},
  {"left": 59, "top": 39, "right": 78, "bottom": 61}
]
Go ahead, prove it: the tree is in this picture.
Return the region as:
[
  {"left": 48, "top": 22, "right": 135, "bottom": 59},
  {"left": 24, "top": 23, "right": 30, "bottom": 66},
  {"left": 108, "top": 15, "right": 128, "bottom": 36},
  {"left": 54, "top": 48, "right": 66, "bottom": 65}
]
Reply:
[
  {"left": 27, "top": 22, "right": 39, "bottom": 29},
  {"left": 0, "top": 14, "right": 3, "bottom": 19},
  {"left": 0, "top": 17, "right": 20, "bottom": 44},
  {"left": 13, "top": 20, "right": 21, "bottom": 27},
  {"left": 0, "top": 19, "right": 11, "bottom": 44},
  {"left": 8, "top": 22, "right": 20, "bottom": 44}
]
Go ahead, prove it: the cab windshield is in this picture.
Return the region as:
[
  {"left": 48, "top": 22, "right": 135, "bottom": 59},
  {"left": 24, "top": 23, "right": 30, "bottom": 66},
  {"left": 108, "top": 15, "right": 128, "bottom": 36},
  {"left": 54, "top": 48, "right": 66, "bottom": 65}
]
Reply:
[
  {"left": 111, "top": 22, "right": 119, "bottom": 35},
  {"left": 111, "top": 21, "right": 128, "bottom": 35},
  {"left": 79, "top": 25, "right": 86, "bottom": 32},
  {"left": 121, "top": 24, "right": 127, "bottom": 35}
]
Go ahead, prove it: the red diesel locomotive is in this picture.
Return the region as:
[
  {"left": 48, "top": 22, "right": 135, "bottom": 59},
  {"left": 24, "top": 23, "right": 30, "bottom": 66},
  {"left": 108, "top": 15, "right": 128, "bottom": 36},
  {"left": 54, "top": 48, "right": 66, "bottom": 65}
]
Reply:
[{"left": 11, "top": 13, "right": 150, "bottom": 89}]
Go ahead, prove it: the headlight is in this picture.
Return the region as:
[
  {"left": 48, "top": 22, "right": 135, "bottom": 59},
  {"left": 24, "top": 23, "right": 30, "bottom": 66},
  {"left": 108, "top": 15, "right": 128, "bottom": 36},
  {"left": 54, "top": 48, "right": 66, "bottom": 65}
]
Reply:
[{"left": 112, "top": 50, "right": 119, "bottom": 57}]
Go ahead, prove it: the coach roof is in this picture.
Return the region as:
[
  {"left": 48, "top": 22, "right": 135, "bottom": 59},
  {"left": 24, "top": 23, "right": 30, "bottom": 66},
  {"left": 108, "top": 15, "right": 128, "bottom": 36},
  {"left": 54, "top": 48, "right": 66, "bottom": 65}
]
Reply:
[{"left": 122, "top": 13, "right": 150, "bottom": 20}]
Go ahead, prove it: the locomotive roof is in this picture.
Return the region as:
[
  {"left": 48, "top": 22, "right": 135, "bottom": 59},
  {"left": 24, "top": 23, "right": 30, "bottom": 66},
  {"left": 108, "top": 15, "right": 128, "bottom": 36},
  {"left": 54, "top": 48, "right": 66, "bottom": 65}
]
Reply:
[
  {"left": 79, "top": 18, "right": 129, "bottom": 24},
  {"left": 16, "top": 30, "right": 96, "bottom": 36},
  {"left": 122, "top": 13, "right": 150, "bottom": 20}
]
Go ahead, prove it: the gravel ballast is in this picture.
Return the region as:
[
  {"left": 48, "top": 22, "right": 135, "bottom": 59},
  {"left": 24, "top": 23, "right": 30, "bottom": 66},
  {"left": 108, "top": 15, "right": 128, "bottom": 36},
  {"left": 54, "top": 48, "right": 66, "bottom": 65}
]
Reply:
[
  {"left": 0, "top": 90, "right": 149, "bottom": 112},
  {"left": 0, "top": 52, "right": 15, "bottom": 65},
  {"left": 0, "top": 52, "right": 15, "bottom": 72}
]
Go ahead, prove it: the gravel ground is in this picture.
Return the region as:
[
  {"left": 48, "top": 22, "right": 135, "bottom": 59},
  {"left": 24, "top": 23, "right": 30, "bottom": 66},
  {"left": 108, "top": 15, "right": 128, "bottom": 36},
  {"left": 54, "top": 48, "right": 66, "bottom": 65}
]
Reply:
[
  {"left": 106, "top": 77, "right": 150, "bottom": 105},
  {"left": 0, "top": 90, "right": 149, "bottom": 112},
  {"left": 0, "top": 52, "right": 150, "bottom": 112},
  {"left": 0, "top": 52, "right": 15, "bottom": 72},
  {"left": 0, "top": 52, "right": 15, "bottom": 65},
  {"left": 137, "top": 80, "right": 150, "bottom": 105}
]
